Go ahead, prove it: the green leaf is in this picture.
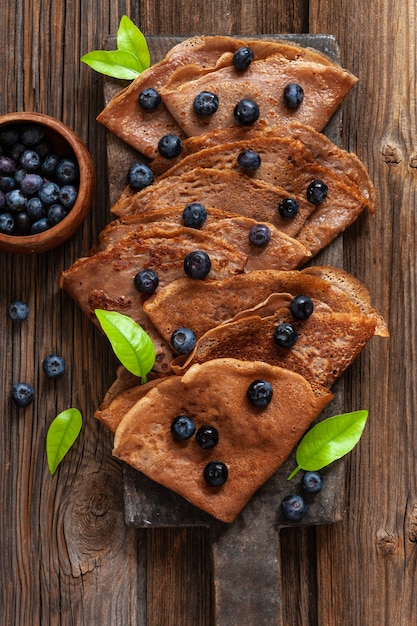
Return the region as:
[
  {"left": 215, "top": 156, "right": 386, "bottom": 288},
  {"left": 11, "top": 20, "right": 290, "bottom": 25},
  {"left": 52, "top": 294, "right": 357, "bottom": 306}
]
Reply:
[
  {"left": 95, "top": 309, "right": 156, "bottom": 382},
  {"left": 80, "top": 16, "right": 151, "bottom": 79},
  {"left": 80, "top": 49, "right": 142, "bottom": 79},
  {"left": 288, "top": 410, "right": 368, "bottom": 480},
  {"left": 46, "top": 408, "right": 82, "bottom": 475},
  {"left": 117, "top": 15, "right": 151, "bottom": 69}
]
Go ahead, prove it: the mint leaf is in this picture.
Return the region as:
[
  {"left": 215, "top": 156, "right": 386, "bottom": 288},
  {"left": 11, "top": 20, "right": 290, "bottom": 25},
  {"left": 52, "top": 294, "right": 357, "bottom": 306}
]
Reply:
[
  {"left": 288, "top": 410, "right": 368, "bottom": 479},
  {"left": 81, "top": 16, "right": 150, "bottom": 79},
  {"left": 46, "top": 408, "right": 82, "bottom": 475},
  {"left": 80, "top": 49, "right": 143, "bottom": 79},
  {"left": 117, "top": 15, "right": 151, "bottom": 69},
  {"left": 95, "top": 309, "right": 156, "bottom": 383}
]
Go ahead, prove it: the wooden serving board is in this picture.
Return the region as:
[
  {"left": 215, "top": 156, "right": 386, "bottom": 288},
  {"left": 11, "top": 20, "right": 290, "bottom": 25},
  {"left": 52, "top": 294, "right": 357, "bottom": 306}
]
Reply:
[{"left": 102, "top": 34, "right": 346, "bottom": 625}]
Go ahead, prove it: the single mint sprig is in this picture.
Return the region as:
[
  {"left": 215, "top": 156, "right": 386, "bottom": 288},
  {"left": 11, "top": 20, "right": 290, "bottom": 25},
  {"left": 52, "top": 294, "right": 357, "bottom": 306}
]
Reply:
[
  {"left": 95, "top": 309, "right": 156, "bottom": 383},
  {"left": 288, "top": 409, "right": 368, "bottom": 479},
  {"left": 81, "top": 15, "right": 151, "bottom": 79}
]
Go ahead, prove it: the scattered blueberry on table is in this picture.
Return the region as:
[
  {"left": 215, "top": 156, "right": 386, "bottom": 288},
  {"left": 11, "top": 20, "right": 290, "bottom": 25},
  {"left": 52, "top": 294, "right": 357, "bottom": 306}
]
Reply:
[
  {"left": 11, "top": 382, "right": 35, "bottom": 408},
  {"left": 42, "top": 354, "right": 66, "bottom": 378},
  {"left": 8, "top": 300, "right": 29, "bottom": 321}
]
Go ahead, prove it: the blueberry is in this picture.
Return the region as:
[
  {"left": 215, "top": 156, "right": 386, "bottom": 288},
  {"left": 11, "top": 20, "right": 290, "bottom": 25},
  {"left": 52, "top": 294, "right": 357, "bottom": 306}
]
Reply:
[
  {"left": 183, "top": 250, "right": 211, "bottom": 279},
  {"left": 30, "top": 217, "right": 51, "bottom": 234},
  {"left": 157, "top": 134, "right": 183, "bottom": 159},
  {"left": 301, "top": 471, "right": 323, "bottom": 494},
  {"left": 0, "top": 212, "right": 15, "bottom": 234},
  {"left": 11, "top": 382, "right": 35, "bottom": 407},
  {"left": 196, "top": 425, "right": 219, "bottom": 449},
  {"left": 41, "top": 153, "right": 60, "bottom": 177},
  {"left": 306, "top": 180, "right": 328, "bottom": 205},
  {"left": 56, "top": 158, "right": 79, "bottom": 185},
  {"left": 7, "top": 142, "right": 25, "bottom": 162},
  {"left": 249, "top": 223, "right": 271, "bottom": 246},
  {"left": 237, "top": 149, "right": 261, "bottom": 171},
  {"left": 14, "top": 168, "right": 26, "bottom": 185},
  {"left": 273, "top": 323, "right": 298, "bottom": 348},
  {"left": 6, "top": 189, "right": 27, "bottom": 212},
  {"left": 138, "top": 87, "right": 161, "bottom": 111},
  {"left": 27, "top": 197, "right": 46, "bottom": 221},
  {"left": 246, "top": 379, "right": 273, "bottom": 407},
  {"left": 0, "top": 126, "right": 19, "bottom": 146},
  {"left": 290, "top": 295, "right": 314, "bottom": 320},
  {"left": 204, "top": 461, "right": 228, "bottom": 487},
  {"left": 171, "top": 415, "right": 196, "bottom": 440},
  {"left": 47, "top": 204, "right": 67, "bottom": 225},
  {"left": 0, "top": 155, "right": 17, "bottom": 175},
  {"left": 14, "top": 211, "right": 31, "bottom": 233},
  {"left": 8, "top": 300, "right": 29, "bottom": 321},
  {"left": 283, "top": 83, "right": 304, "bottom": 108},
  {"left": 281, "top": 493, "right": 308, "bottom": 521},
  {"left": 19, "top": 173, "right": 43, "bottom": 196},
  {"left": 59, "top": 184, "right": 78, "bottom": 208},
  {"left": 233, "top": 46, "right": 254, "bottom": 71},
  {"left": 134, "top": 268, "right": 159, "bottom": 295},
  {"left": 20, "top": 124, "right": 45, "bottom": 146},
  {"left": 278, "top": 197, "right": 299, "bottom": 219},
  {"left": 234, "top": 98, "right": 260, "bottom": 125},
  {"left": 20, "top": 149, "right": 41, "bottom": 171},
  {"left": 193, "top": 91, "right": 219, "bottom": 117},
  {"left": 182, "top": 202, "right": 207, "bottom": 228},
  {"left": 38, "top": 181, "right": 60, "bottom": 205},
  {"left": 0, "top": 190, "right": 5, "bottom": 209},
  {"left": 42, "top": 354, "right": 66, "bottom": 378},
  {"left": 128, "top": 163, "right": 154, "bottom": 190},
  {"left": 0, "top": 176, "right": 16, "bottom": 192},
  {"left": 171, "top": 327, "right": 197, "bottom": 354}
]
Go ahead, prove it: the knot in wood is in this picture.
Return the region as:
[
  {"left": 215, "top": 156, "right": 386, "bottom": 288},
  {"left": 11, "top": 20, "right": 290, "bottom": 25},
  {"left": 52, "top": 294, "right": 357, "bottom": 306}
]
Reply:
[
  {"left": 409, "top": 153, "right": 417, "bottom": 168},
  {"left": 382, "top": 143, "right": 402, "bottom": 165},
  {"left": 376, "top": 529, "right": 397, "bottom": 556},
  {"left": 89, "top": 491, "right": 110, "bottom": 517}
]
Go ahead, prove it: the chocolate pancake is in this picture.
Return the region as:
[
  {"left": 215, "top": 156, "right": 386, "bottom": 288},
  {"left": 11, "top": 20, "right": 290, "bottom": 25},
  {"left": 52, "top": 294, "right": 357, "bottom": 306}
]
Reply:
[
  {"left": 59, "top": 226, "right": 247, "bottom": 373},
  {"left": 91, "top": 215, "right": 312, "bottom": 271},
  {"left": 143, "top": 267, "right": 386, "bottom": 345},
  {"left": 111, "top": 167, "right": 316, "bottom": 240},
  {"left": 161, "top": 52, "right": 357, "bottom": 137},
  {"left": 153, "top": 139, "right": 368, "bottom": 256},
  {"left": 112, "top": 358, "right": 333, "bottom": 523},
  {"left": 98, "top": 35, "right": 354, "bottom": 159},
  {"left": 171, "top": 308, "right": 377, "bottom": 388},
  {"left": 149, "top": 122, "right": 375, "bottom": 211}
]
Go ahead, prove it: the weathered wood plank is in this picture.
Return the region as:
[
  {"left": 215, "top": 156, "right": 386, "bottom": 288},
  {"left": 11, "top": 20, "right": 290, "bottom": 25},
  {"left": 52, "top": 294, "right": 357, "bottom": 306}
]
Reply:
[{"left": 306, "top": 2, "right": 411, "bottom": 625}]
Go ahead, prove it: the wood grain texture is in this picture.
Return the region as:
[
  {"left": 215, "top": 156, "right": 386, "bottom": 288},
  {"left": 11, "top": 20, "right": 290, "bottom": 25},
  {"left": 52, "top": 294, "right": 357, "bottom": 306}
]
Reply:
[{"left": 0, "top": 0, "right": 408, "bottom": 625}]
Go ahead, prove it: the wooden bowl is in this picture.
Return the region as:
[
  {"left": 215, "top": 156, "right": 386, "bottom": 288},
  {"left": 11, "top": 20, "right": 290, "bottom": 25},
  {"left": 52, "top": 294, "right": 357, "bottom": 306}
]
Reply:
[{"left": 0, "top": 112, "right": 95, "bottom": 254}]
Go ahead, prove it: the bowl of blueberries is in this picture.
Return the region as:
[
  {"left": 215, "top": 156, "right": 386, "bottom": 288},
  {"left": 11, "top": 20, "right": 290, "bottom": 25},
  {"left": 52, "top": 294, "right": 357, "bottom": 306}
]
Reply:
[{"left": 0, "top": 111, "right": 95, "bottom": 254}]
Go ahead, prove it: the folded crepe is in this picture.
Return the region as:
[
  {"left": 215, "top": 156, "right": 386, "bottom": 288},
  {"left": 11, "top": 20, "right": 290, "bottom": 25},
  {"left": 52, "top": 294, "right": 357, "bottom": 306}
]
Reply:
[
  {"left": 143, "top": 266, "right": 388, "bottom": 347},
  {"left": 112, "top": 358, "right": 333, "bottom": 523},
  {"left": 59, "top": 226, "right": 248, "bottom": 373},
  {"left": 92, "top": 215, "right": 312, "bottom": 271},
  {"left": 170, "top": 308, "right": 377, "bottom": 388},
  {"left": 98, "top": 35, "right": 357, "bottom": 159},
  {"left": 160, "top": 51, "right": 357, "bottom": 138}
]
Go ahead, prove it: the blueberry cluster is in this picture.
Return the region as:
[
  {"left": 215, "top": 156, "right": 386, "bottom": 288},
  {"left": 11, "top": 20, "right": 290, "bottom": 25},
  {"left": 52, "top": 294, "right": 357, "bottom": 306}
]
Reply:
[
  {"left": 170, "top": 414, "right": 228, "bottom": 487},
  {"left": 274, "top": 294, "right": 314, "bottom": 348},
  {"left": 0, "top": 123, "right": 79, "bottom": 236},
  {"left": 281, "top": 471, "right": 324, "bottom": 521}
]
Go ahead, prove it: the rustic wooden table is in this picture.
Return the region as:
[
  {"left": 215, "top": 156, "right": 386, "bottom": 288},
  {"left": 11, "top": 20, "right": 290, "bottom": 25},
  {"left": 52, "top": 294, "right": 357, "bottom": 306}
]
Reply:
[{"left": 0, "top": 1, "right": 412, "bottom": 624}]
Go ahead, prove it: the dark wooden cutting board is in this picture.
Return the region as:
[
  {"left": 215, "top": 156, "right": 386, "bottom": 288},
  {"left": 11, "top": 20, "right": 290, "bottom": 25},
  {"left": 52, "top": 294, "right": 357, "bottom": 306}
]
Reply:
[{"left": 102, "top": 34, "right": 346, "bottom": 625}]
